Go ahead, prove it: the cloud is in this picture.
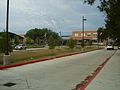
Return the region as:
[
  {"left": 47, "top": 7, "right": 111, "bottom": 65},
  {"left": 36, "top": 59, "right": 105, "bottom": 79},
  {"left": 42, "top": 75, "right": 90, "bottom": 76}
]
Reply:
[
  {"left": 0, "top": 0, "right": 105, "bottom": 35},
  {"left": 51, "top": 19, "right": 57, "bottom": 26}
]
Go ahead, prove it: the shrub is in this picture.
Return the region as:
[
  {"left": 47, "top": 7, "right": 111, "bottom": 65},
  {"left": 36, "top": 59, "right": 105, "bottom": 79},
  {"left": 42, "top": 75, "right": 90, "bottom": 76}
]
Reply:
[
  {"left": 48, "top": 35, "right": 56, "bottom": 49},
  {"left": 67, "top": 38, "right": 76, "bottom": 49},
  {"left": 88, "top": 40, "right": 93, "bottom": 46}
]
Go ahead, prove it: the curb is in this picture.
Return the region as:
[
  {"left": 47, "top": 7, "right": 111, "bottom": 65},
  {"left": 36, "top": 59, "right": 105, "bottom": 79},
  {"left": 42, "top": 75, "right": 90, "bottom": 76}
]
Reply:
[
  {"left": 72, "top": 50, "right": 116, "bottom": 90},
  {"left": 0, "top": 52, "right": 81, "bottom": 70}
]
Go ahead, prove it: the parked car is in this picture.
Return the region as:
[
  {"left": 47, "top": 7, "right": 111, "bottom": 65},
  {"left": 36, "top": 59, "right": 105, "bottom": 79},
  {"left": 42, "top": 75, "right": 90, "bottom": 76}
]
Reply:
[
  {"left": 106, "top": 44, "right": 114, "bottom": 50},
  {"left": 118, "top": 46, "right": 120, "bottom": 49},
  {"left": 15, "top": 44, "right": 26, "bottom": 50}
]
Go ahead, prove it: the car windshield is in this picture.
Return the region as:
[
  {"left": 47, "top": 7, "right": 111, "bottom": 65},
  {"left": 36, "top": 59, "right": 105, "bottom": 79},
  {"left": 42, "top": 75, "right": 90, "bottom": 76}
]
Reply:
[
  {"left": 108, "top": 44, "right": 112, "bottom": 46},
  {"left": 17, "top": 44, "right": 24, "bottom": 46}
]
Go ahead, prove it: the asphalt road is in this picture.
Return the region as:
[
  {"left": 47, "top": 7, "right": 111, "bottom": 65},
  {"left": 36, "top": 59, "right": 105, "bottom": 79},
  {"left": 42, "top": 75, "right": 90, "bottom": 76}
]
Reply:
[{"left": 0, "top": 49, "right": 115, "bottom": 90}]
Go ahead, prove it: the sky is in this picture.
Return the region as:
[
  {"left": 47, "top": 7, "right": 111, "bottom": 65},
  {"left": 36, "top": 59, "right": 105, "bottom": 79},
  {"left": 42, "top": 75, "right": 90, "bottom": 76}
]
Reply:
[{"left": 0, "top": 0, "right": 105, "bottom": 35}]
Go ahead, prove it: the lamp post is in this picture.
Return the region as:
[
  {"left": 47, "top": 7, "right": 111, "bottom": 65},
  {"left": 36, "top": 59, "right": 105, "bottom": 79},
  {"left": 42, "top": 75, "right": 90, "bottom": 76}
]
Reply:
[
  {"left": 82, "top": 16, "right": 87, "bottom": 51},
  {"left": 59, "top": 31, "right": 62, "bottom": 46},
  {"left": 3, "top": 0, "right": 11, "bottom": 65},
  {"left": 6, "top": 0, "right": 9, "bottom": 55}
]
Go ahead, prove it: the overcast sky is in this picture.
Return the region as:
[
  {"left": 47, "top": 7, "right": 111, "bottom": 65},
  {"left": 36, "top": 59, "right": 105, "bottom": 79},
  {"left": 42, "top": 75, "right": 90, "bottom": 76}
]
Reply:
[{"left": 0, "top": 0, "right": 105, "bottom": 35}]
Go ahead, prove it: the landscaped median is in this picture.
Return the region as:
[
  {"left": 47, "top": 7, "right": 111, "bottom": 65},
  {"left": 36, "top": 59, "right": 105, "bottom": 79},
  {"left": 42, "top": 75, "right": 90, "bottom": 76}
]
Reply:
[{"left": 0, "top": 46, "right": 102, "bottom": 69}]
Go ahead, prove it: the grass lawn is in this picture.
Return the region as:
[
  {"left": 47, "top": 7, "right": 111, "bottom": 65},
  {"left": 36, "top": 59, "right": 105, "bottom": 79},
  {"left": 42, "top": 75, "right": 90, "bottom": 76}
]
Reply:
[{"left": 0, "top": 46, "right": 100, "bottom": 65}]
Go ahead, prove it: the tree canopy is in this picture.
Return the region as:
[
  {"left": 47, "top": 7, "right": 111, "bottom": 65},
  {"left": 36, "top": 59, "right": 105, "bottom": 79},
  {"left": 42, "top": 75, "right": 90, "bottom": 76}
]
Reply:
[
  {"left": 84, "top": 0, "right": 120, "bottom": 45},
  {"left": 97, "top": 27, "right": 108, "bottom": 42},
  {"left": 0, "top": 32, "right": 12, "bottom": 53},
  {"left": 25, "top": 28, "right": 61, "bottom": 46}
]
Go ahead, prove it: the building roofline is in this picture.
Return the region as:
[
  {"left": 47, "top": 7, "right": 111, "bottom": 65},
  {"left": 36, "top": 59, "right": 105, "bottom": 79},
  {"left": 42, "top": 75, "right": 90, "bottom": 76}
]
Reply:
[
  {"left": 0, "top": 32, "right": 24, "bottom": 39},
  {"left": 72, "top": 30, "right": 97, "bottom": 33}
]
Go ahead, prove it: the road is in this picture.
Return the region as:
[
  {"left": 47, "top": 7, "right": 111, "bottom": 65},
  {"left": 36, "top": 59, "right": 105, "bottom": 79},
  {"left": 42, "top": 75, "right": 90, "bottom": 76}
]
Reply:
[{"left": 0, "top": 49, "right": 115, "bottom": 90}]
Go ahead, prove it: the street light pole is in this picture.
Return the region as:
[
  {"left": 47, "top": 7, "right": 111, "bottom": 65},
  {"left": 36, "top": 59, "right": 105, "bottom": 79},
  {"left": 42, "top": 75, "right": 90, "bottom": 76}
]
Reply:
[
  {"left": 59, "top": 31, "right": 62, "bottom": 45},
  {"left": 5, "top": 0, "right": 10, "bottom": 55},
  {"left": 82, "top": 16, "right": 87, "bottom": 51},
  {"left": 3, "top": 0, "right": 11, "bottom": 65}
]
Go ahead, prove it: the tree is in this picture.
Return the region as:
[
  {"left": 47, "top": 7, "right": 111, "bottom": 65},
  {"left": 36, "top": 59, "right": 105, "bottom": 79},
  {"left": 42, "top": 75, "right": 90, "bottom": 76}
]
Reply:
[
  {"left": 35, "top": 37, "right": 41, "bottom": 45},
  {"left": 25, "top": 28, "right": 60, "bottom": 46},
  {"left": 97, "top": 27, "right": 108, "bottom": 43},
  {"left": 56, "top": 36, "right": 62, "bottom": 46},
  {"left": 25, "top": 28, "right": 42, "bottom": 43},
  {"left": 67, "top": 38, "right": 76, "bottom": 49},
  {"left": 100, "top": 0, "right": 120, "bottom": 42},
  {"left": 48, "top": 35, "right": 56, "bottom": 49},
  {"left": 84, "top": 0, "right": 96, "bottom": 5},
  {"left": 0, "top": 32, "right": 12, "bottom": 53},
  {"left": 81, "top": 40, "right": 84, "bottom": 48},
  {"left": 25, "top": 37, "right": 33, "bottom": 45},
  {"left": 84, "top": 0, "right": 120, "bottom": 44},
  {"left": 0, "top": 35, "right": 4, "bottom": 53},
  {"left": 88, "top": 40, "right": 92, "bottom": 46},
  {"left": 14, "top": 35, "right": 19, "bottom": 45}
]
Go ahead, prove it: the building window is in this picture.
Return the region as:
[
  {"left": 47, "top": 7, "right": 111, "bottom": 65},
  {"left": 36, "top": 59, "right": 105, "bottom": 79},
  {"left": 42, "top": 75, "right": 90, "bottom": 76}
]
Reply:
[
  {"left": 75, "top": 33, "right": 79, "bottom": 37},
  {"left": 93, "top": 33, "right": 97, "bottom": 36},
  {"left": 87, "top": 33, "right": 91, "bottom": 36},
  {"left": 93, "top": 33, "right": 97, "bottom": 34},
  {"left": 81, "top": 33, "right": 86, "bottom": 36}
]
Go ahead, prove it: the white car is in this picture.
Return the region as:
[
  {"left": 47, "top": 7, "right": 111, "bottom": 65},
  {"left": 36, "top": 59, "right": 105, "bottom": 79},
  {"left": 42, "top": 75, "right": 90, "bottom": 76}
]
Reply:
[
  {"left": 15, "top": 44, "right": 26, "bottom": 50},
  {"left": 106, "top": 44, "right": 114, "bottom": 50}
]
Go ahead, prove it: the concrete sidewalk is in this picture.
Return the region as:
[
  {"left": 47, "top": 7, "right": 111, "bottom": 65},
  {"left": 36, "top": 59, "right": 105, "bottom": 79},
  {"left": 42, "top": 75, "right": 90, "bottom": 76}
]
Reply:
[{"left": 86, "top": 50, "right": 120, "bottom": 90}]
